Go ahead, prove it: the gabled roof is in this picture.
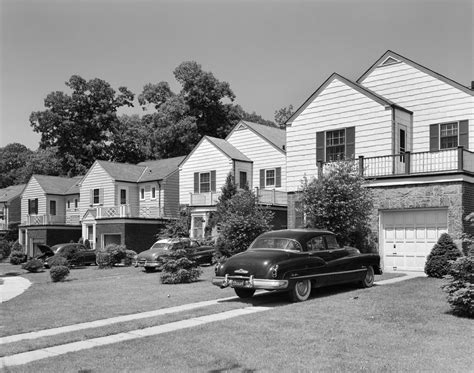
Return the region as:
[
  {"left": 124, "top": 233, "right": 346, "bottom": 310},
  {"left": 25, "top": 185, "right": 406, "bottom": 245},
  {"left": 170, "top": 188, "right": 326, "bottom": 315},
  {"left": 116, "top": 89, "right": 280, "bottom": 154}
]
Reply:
[
  {"left": 138, "top": 156, "right": 186, "bottom": 182},
  {"left": 286, "top": 73, "right": 411, "bottom": 125},
  {"left": 227, "top": 120, "right": 286, "bottom": 153},
  {"left": 96, "top": 160, "right": 148, "bottom": 183},
  {"left": 205, "top": 136, "right": 251, "bottom": 162},
  {"left": 357, "top": 50, "right": 474, "bottom": 96},
  {"left": 0, "top": 184, "right": 25, "bottom": 203},
  {"left": 33, "top": 175, "right": 82, "bottom": 195}
]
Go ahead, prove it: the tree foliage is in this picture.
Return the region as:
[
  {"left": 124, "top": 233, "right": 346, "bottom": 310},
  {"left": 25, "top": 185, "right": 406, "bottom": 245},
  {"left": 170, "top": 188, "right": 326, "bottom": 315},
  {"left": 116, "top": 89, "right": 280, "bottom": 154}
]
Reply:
[
  {"left": 30, "top": 75, "right": 134, "bottom": 175},
  {"left": 158, "top": 208, "right": 191, "bottom": 239},
  {"left": 274, "top": 104, "right": 294, "bottom": 128},
  {"left": 216, "top": 189, "right": 274, "bottom": 257},
  {"left": 425, "top": 233, "right": 463, "bottom": 278},
  {"left": 300, "top": 160, "right": 374, "bottom": 249},
  {"left": 442, "top": 256, "right": 474, "bottom": 318}
]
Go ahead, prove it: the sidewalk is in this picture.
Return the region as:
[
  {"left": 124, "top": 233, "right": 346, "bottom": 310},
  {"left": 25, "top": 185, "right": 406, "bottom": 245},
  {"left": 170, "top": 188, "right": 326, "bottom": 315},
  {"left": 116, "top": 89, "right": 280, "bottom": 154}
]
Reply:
[{"left": 0, "top": 276, "right": 31, "bottom": 303}]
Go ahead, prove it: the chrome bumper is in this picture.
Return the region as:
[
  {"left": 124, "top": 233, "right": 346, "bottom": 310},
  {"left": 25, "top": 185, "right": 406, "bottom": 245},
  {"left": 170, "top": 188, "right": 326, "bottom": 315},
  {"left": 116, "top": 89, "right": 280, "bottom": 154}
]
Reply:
[
  {"left": 212, "top": 275, "right": 289, "bottom": 290},
  {"left": 134, "top": 261, "right": 161, "bottom": 268}
]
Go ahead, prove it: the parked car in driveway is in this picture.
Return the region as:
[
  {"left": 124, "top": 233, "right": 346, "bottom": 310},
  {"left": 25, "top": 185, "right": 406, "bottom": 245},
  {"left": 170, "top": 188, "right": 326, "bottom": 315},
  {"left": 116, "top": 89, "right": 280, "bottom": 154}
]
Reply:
[
  {"left": 134, "top": 238, "right": 215, "bottom": 272},
  {"left": 39, "top": 243, "right": 97, "bottom": 268},
  {"left": 212, "top": 229, "right": 382, "bottom": 302}
]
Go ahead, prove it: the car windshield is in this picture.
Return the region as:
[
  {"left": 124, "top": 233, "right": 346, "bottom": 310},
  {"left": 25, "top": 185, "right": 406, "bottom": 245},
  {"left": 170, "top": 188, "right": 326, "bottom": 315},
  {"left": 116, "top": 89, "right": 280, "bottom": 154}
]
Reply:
[
  {"left": 249, "top": 237, "right": 302, "bottom": 252},
  {"left": 149, "top": 242, "right": 173, "bottom": 250}
]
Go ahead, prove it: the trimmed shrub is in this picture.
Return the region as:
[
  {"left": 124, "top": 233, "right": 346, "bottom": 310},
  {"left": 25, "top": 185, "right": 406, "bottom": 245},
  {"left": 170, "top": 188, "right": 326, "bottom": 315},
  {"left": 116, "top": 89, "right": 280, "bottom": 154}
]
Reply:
[
  {"left": 47, "top": 255, "right": 70, "bottom": 268},
  {"left": 442, "top": 256, "right": 474, "bottom": 318},
  {"left": 160, "top": 248, "right": 202, "bottom": 284},
  {"left": 123, "top": 250, "right": 137, "bottom": 266},
  {"left": 96, "top": 252, "right": 113, "bottom": 269},
  {"left": 11, "top": 241, "right": 23, "bottom": 253},
  {"left": 22, "top": 259, "right": 44, "bottom": 272},
  {"left": 10, "top": 251, "right": 27, "bottom": 265},
  {"left": 0, "top": 239, "right": 12, "bottom": 260},
  {"left": 50, "top": 265, "right": 70, "bottom": 282},
  {"left": 98, "top": 244, "right": 126, "bottom": 267},
  {"left": 425, "top": 233, "right": 462, "bottom": 278},
  {"left": 57, "top": 245, "right": 81, "bottom": 265}
]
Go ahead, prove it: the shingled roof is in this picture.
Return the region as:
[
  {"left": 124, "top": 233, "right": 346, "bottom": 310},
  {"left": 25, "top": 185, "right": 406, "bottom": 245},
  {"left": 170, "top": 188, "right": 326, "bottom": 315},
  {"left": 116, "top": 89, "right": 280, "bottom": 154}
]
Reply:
[
  {"left": 205, "top": 136, "right": 251, "bottom": 162},
  {"left": 138, "top": 156, "right": 186, "bottom": 182},
  {"left": 33, "top": 175, "right": 83, "bottom": 195},
  {"left": 231, "top": 120, "right": 286, "bottom": 152},
  {"left": 0, "top": 184, "right": 25, "bottom": 203}
]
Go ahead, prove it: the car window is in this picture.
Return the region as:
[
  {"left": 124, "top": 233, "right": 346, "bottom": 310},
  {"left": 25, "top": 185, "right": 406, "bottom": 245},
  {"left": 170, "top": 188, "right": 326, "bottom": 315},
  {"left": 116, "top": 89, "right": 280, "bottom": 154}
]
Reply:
[
  {"left": 307, "top": 236, "right": 325, "bottom": 251},
  {"left": 324, "top": 235, "right": 340, "bottom": 250},
  {"left": 250, "top": 238, "right": 302, "bottom": 251}
]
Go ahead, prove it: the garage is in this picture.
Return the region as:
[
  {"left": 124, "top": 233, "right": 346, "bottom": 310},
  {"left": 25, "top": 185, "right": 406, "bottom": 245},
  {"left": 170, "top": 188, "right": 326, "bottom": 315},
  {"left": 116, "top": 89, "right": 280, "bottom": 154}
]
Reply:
[{"left": 381, "top": 209, "right": 448, "bottom": 272}]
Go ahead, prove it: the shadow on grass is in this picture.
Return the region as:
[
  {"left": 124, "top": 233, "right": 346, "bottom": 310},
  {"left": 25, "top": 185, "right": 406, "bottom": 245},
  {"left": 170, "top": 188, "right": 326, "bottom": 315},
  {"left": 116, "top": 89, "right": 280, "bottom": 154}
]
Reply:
[{"left": 0, "top": 271, "right": 22, "bottom": 277}]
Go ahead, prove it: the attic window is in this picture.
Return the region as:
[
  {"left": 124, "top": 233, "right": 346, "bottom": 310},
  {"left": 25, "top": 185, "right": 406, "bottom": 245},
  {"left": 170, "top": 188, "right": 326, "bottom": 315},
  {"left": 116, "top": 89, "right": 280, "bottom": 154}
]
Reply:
[{"left": 381, "top": 56, "right": 399, "bottom": 66}]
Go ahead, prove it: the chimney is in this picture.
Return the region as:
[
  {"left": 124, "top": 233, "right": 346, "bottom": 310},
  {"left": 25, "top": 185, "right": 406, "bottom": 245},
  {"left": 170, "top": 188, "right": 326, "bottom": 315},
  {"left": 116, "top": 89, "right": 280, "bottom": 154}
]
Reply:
[{"left": 471, "top": 81, "right": 474, "bottom": 90}]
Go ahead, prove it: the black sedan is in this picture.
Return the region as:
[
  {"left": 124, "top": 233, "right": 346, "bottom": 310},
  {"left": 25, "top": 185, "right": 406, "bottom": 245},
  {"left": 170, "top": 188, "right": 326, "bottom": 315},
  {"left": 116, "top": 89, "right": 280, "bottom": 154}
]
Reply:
[
  {"left": 212, "top": 229, "right": 382, "bottom": 302},
  {"left": 39, "top": 243, "right": 97, "bottom": 268}
]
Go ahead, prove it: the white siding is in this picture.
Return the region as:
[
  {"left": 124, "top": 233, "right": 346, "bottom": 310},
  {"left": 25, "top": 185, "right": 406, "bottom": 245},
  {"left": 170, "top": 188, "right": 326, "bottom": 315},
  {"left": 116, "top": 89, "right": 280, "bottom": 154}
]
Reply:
[
  {"left": 286, "top": 78, "right": 393, "bottom": 191},
  {"left": 116, "top": 182, "right": 139, "bottom": 216},
  {"left": 179, "top": 138, "right": 233, "bottom": 205},
  {"left": 20, "top": 177, "right": 46, "bottom": 224},
  {"left": 228, "top": 126, "right": 286, "bottom": 191},
  {"left": 78, "top": 163, "right": 116, "bottom": 219},
  {"left": 360, "top": 61, "right": 474, "bottom": 151},
  {"left": 137, "top": 181, "right": 160, "bottom": 216},
  {"left": 163, "top": 169, "right": 180, "bottom": 218},
  {"left": 233, "top": 160, "right": 253, "bottom": 188}
]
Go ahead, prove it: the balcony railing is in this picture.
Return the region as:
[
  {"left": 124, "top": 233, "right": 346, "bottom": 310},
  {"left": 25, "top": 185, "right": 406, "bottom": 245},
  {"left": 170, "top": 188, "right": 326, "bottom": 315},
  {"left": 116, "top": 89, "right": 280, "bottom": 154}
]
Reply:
[
  {"left": 96, "top": 205, "right": 131, "bottom": 219},
  {"left": 139, "top": 206, "right": 164, "bottom": 219},
  {"left": 190, "top": 192, "right": 221, "bottom": 206},
  {"left": 318, "top": 147, "right": 474, "bottom": 178},
  {"left": 26, "top": 215, "right": 67, "bottom": 225},
  {"left": 257, "top": 188, "right": 288, "bottom": 206}
]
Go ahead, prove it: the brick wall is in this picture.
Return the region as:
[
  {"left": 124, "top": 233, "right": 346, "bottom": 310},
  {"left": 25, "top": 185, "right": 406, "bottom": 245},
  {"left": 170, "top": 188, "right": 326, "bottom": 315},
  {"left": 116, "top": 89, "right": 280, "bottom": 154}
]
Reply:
[{"left": 462, "top": 182, "right": 474, "bottom": 237}]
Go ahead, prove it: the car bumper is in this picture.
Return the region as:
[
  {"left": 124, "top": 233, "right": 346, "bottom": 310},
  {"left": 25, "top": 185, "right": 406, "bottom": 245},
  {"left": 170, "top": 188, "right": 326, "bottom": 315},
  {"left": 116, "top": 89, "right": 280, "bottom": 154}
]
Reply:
[
  {"left": 134, "top": 261, "right": 161, "bottom": 268},
  {"left": 212, "top": 275, "right": 289, "bottom": 290}
]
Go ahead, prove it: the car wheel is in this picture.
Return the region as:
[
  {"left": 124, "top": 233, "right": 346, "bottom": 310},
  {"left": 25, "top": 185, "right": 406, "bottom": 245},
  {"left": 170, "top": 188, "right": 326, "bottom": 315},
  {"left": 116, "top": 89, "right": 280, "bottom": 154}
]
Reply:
[
  {"left": 234, "top": 288, "right": 256, "bottom": 299},
  {"left": 360, "top": 265, "right": 375, "bottom": 288},
  {"left": 289, "top": 279, "right": 311, "bottom": 302}
]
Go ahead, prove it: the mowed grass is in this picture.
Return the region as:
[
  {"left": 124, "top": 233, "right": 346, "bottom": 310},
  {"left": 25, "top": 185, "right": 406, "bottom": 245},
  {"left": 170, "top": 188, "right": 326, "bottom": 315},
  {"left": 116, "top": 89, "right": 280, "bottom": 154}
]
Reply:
[{"left": 2, "top": 263, "right": 470, "bottom": 372}]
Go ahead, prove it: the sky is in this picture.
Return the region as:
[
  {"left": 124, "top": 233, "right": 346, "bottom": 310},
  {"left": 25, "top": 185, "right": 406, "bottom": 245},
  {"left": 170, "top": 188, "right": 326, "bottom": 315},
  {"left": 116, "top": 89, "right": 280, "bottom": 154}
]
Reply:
[{"left": 0, "top": 0, "right": 473, "bottom": 150}]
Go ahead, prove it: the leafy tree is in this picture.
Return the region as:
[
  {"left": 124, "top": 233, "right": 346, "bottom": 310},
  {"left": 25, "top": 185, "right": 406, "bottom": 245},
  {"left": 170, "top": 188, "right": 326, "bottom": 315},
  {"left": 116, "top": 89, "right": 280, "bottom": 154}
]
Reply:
[
  {"left": 30, "top": 75, "right": 134, "bottom": 175},
  {"left": 0, "top": 143, "right": 32, "bottom": 187},
  {"left": 274, "top": 104, "right": 294, "bottom": 128},
  {"left": 442, "top": 256, "right": 474, "bottom": 318},
  {"left": 425, "top": 233, "right": 462, "bottom": 278},
  {"left": 300, "top": 160, "right": 374, "bottom": 249},
  {"left": 158, "top": 208, "right": 191, "bottom": 239},
  {"left": 216, "top": 189, "right": 273, "bottom": 257},
  {"left": 108, "top": 115, "right": 150, "bottom": 163}
]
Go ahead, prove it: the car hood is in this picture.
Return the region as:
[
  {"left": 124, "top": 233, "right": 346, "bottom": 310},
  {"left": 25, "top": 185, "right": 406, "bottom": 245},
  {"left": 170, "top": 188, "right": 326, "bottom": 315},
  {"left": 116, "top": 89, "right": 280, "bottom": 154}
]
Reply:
[
  {"left": 220, "top": 249, "right": 294, "bottom": 277},
  {"left": 37, "top": 244, "right": 54, "bottom": 256}
]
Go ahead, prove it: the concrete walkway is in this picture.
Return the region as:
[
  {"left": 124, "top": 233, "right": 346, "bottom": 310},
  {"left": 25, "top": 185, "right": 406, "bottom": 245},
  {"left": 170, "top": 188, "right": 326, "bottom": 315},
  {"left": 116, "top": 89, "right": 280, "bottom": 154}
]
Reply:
[{"left": 0, "top": 276, "right": 31, "bottom": 303}]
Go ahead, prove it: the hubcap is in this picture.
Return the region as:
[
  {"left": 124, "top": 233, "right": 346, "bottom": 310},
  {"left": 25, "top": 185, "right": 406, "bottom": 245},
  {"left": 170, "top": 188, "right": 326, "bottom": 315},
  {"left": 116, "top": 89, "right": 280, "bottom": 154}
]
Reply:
[{"left": 297, "top": 281, "right": 309, "bottom": 295}]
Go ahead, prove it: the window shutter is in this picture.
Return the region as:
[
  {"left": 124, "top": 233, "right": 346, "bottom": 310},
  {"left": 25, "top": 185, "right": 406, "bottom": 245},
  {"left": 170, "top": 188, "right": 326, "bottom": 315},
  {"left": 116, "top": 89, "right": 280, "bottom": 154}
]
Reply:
[
  {"left": 275, "top": 167, "right": 281, "bottom": 188},
  {"left": 210, "top": 170, "right": 216, "bottom": 192},
  {"left": 459, "top": 120, "right": 469, "bottom": 149},
  {"left": 194, "top": 173, "right": 199, "bottom": 193},
  {"left": 345, "top": 126, "right": 355, "bottom": 159},
  {"left": 89, "top": 189, "right": 93, "bottom": 205},
  {"left": 430, "top": 124, "right": 439, "bottom": 151},
  {"left": 260, "top": 169, "right": 265, "bottom": 188},
  {"left": 99, "top": 188, "right": 104, "bottom": 204},
  {"left": 28, "top": 199, "right": 31, "bottom": 214},
  {"left": 316, "top": 131, "right": 325, "bottom": 162}
]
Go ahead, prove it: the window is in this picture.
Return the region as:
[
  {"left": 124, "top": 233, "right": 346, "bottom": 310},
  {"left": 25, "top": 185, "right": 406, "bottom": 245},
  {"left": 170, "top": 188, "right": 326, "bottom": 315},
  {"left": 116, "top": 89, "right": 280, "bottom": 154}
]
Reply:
[
  {"left": 93, "top": 189, "right": 100, "bottom": 204},
  {"left": 140, "top": 188, "right": 145, "bottom": 200},
  {"left": 325, "top": 235, "right": 340, "bottom": 250},
  {"left": 440, "top": 122, "right": 458, "bottom": 149},
  {"left": 307, "top": 236, "right": 325, "bottom": 251},
  {"left": 120, "top": 189, "right": 127, "bottom": 205},
  {"left": 199, "top": 172, "right": 210, "bottom": 193},
  {"left": 67, "top": 200, "right": 71, "bottom": 209},
  {"left": 151, "top": 187, "right": 156, "bottom": 199},
  {"left": 326, "top": 129, "right": 345, "bottom": 161},
  {"left": 239, "top": 172, "right": 247, "bottom": 189},
  {"left": 265, "top": 169, "right": 275, "bottom": 187},
  {"left": 28, "top": 199, "right": 38, "bottom": 215},
  {"left": 74, "top": 199, "right": 78, "bottom": 208},
  {"left": 49, "top": 200, "right": 56, "bottom": 216}
]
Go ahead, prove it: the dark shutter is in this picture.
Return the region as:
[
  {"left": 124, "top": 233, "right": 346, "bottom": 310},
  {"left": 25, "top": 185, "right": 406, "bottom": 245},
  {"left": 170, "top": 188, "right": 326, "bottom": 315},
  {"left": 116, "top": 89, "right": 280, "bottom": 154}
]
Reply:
[
  {"left": 345, "top": 126, "right": 355, "bottom": 159},
  {"left": 430, "top": 124, "right": 439, "bottom": 151},
  {"left": 210, "top": 170, "right": 216, "bottom": 192},
  {"left": 316, "top": 131, "right": 325, "bottom": 162},
  {"left": 459, "top": 120, "right": 469, "bottom": 149},
  {"left": 34, "top": 198, "right": 38, "bottom": 214},
  {"left": 28, "top": 199, "right": 31, "bottom": 214},
  {"left": 260, "top": 169, "right": 265, "bottom": 188},
  {"left": 194, "top": 172, "right": 199, "bottom": 193},
  {"left": 275, "top": 167, "right": 281, "bottom": 187}
]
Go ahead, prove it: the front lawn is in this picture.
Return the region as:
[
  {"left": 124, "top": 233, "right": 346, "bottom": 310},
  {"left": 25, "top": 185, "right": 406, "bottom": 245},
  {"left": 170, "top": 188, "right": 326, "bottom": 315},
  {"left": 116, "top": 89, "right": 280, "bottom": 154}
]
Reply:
[{"left": 2, "top": 264, "right": 470, "bottom": 372}]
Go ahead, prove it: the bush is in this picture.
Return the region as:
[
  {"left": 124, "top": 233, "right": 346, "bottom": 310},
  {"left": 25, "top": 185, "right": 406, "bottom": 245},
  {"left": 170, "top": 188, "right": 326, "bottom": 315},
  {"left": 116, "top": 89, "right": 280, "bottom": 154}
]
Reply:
[
  {"left": 0, "top": 239, "right": 12, "bottom": 260},
  {"left": 57, "top": 245, "right": 81, "bottom": 264},
  {"left": 11, "top": 241, "right": 23, "bottom": 253},
  {"left": 96, "top": 252, "right": 113, "bottom": 269},
  {"left": 160, "top": 248, "right": 202, "bottom": 284},
  {"left": 50, "top": 265, "right": 70, "bottom": 282},
  {"left": 98, "top": 244, "right": 126, "bottom": 267},
  {"left": 123, "top": 250, "right": 137, "bottom": 266},
  {"left": 425, "top": 233, "right": 463, "bottom": 278},
  {"left": 22, "top": 259, "right": 44, "bottom": 273},
  {"left": 442, "top": 256, "right": 474, "bottom": 318},
  {"left": 10, "top": 251, "right": 27, "bottom": 265},
  {"left": 47, "top": 255, "right": 70, "bottom": 268}
]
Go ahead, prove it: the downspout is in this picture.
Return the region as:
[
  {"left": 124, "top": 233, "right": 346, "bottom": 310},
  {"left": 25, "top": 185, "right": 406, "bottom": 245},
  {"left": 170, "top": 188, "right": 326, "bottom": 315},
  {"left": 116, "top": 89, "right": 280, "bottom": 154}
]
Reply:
[{"left": 158, "top": 181, "right": 162, "bottom": 217}]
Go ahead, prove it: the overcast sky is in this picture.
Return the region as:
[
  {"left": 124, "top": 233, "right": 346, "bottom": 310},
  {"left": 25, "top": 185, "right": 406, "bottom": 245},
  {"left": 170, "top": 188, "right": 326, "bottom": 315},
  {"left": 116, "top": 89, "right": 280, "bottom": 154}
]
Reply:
[{"left": 1, "top": 0, "right": 472, "bottom": 149}]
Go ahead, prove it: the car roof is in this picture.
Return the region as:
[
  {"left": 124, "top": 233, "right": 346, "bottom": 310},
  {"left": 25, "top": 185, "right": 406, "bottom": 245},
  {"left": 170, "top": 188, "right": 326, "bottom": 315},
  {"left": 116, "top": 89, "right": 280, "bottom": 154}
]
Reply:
[{"left": 257, "top": 229, "right": 334, "bottom": 246}]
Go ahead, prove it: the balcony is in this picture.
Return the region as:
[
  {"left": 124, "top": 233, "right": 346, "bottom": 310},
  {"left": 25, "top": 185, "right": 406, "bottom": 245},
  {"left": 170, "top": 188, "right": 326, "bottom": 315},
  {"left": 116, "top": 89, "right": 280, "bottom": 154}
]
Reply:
[
  {"left": 26, "top": 215, "right": 67, "bottom": 225},
  {"left": 318, "top": 147, "right": 474, "bottom": 179},
  {"left": 257, "top": 189, "right": 288, "bottom": 206},
  {"left": 96, "top": 205, "right": 131, "bottom": 219},
  {"left": 139, "top": 206, "right": 164, "bottom": 219},
  {"left": 190, "top": 192, "right": 221, "bottom": 206}
]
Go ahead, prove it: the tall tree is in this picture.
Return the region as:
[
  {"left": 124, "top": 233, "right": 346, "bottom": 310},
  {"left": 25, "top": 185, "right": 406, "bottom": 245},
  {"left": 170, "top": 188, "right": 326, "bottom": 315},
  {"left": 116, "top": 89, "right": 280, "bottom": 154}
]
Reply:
[
  {"left": 30, "top": 75, "right": 134, "bottom": 175},
  {"left": 108, "top": 115, "right": 150, "bottom": 164},
  {"left": 274, "top": 104, "right": 294, "bottom": 128},
  {"left": 0, "top": 143, "right": 32, "bottom": 187}
]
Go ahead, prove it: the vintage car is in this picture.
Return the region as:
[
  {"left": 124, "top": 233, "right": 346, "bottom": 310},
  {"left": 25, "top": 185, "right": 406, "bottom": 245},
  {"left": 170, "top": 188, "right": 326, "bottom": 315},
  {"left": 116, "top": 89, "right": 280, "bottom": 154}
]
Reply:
[
  {"left": 134, "top": 238, "right": 215, "bottom": 272},
  {"left": 212, "top": 229, "right": 382, "bottom": 302},
  {"left": 39, "top": 243, "right": 97, "bottom": 268}
]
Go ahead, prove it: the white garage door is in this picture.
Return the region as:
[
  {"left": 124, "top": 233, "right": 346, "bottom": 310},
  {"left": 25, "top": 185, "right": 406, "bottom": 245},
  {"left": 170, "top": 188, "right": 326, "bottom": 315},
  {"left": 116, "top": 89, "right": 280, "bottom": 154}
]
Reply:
[{"left": 382, "top": 209, "right": 448, "bottom": 272}]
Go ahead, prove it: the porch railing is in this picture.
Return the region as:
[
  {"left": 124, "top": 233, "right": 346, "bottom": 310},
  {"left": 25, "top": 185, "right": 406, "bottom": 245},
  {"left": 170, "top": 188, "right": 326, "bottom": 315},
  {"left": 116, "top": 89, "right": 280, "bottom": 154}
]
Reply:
[
  {"left": 256, "top": 188, "right": 288, "bottom": 206},
  {"left": 96, "top": 205, "right": 131, "bottom": 219},
  {"left": 190, "top": 192, "right": 221, "bottom": 206},
  {"left": 26, "top": 214, "right": 66, "bottom": 225},
  {"left": 139, "top": 206, "right": 164, "bottom": 219}
]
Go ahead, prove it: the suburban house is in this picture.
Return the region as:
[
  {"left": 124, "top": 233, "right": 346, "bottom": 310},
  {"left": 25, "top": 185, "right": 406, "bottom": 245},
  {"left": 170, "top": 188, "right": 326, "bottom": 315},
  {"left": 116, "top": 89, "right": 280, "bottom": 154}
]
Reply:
[
  {"left": 79, "top": 156, "right": 184, "bottom": 252},
  {"left": 179, "top": 120, "right": 287, "bottom": 239},
  {"left": 0, "top": 184, "right": 25, "bottom": 238},
  {"left": 18, "top": 175, "right": 83, "bottom": 257},
  {"left": 285, "top": 50, "right": 474, "bottom": 272}
]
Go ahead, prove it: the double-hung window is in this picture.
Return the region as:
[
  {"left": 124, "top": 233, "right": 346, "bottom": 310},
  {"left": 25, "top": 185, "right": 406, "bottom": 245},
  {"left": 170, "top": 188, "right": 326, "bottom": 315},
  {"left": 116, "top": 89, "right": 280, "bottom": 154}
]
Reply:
[
  {"left": 326, "top": 129, "right": 346, "bottom": 161},
  {"left": 49, "top": 200, "right": 56, "bottom": 216},
  {"left": 440, "top": 122, "right": 458, "bottom": 149},
  {"left": 316, "top": 127, "right": 355, "bottom": 162},
  {"left": 199, "top": 172, "right": 211, "bottom": 193},
  {"left": 430, "top": 120, "right": 469, "bottom": 151},
  {"left": 265, "top": 169, "right": 275, "bottom": 187},
  {"left": 239, "top": 172, "right": 247, "bottom": 189},
  {"left": 120, "top": 189, "right": 127, "bottom": 205},
  {"left": 259, "top": 168, "right": 281, "bottom": 189},
  {"left": 93, "top": 189, "right": 100, "bottom": 204}
]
